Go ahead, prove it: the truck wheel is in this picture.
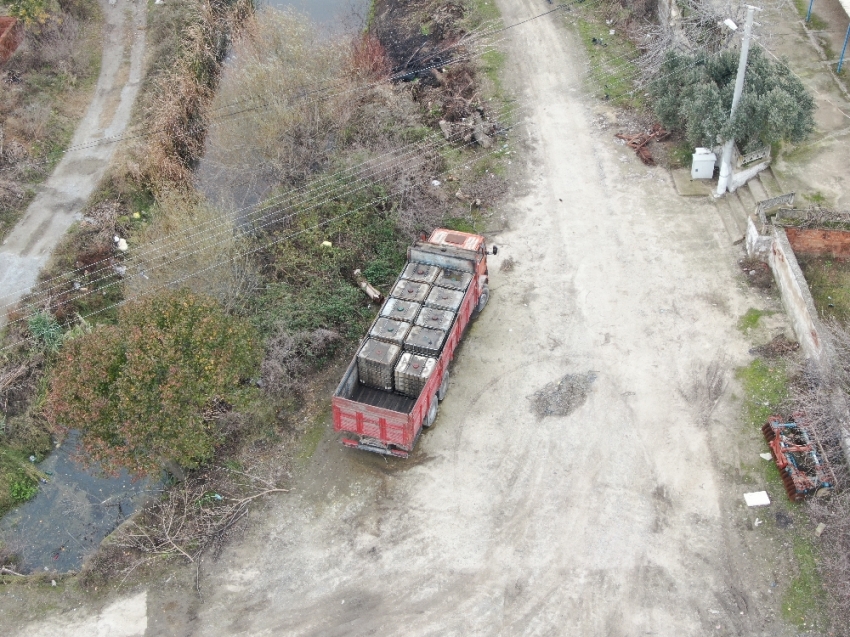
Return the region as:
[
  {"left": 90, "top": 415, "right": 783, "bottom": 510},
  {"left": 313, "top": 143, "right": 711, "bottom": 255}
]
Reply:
[
  {"left": 423, "top": 398, "right": 439, "bottom": 428},
  {"left": 437, "top": 370, "right": 450, "bottom": 401},
  {"left": 474, "top": 285, "right": 490, "bottom": 315}
]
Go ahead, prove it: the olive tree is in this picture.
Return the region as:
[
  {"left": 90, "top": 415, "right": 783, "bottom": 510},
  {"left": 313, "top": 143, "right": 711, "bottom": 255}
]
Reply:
[{"left": 650, "top": 47, "right": 815, "bottom": 151}]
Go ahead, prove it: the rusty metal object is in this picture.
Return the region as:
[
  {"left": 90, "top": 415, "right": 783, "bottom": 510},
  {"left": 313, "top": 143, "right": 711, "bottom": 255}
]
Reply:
[
  {"left": 762, "top": 415, "right": 836, "bottom": 501},
  {"left": 615, "top": 124, "right": 669, "bottom": 166}
]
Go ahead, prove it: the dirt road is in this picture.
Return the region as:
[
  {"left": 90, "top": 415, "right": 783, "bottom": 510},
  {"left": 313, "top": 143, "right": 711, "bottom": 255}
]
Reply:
[
  {"left": 0, "top": 0, "right": 146, "bottom": 319},
  {"left": 7, "top": 1, "right": 797, "bottom": 635}
]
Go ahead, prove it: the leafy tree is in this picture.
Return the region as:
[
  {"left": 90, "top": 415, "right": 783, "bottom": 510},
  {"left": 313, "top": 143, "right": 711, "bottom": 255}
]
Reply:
[
  {"left": 45, "top": 291, "right": 260, "bottom": 477},
  {"left": 650, "top": 47, "right": 815, "bottom": 151}
]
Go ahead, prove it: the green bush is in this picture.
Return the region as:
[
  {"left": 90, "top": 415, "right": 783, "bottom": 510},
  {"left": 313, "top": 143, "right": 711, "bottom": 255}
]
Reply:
[{"left": 45, "top": 291, "right": 261, "bottom": 477}]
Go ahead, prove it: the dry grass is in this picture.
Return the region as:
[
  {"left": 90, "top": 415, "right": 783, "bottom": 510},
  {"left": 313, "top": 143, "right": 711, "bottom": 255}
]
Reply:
[
  {"left": 124, "top": 190, "right": 260, "bottom": 312},
  {"left": 0, "top": 0, "right": 102, "bottom": 241},
  {"left": 142, "top": 0, "right": 252, "bottom": 190},
  {"left": 788, "top": 321, "right": 850, "bottom": 631},
  {"left": 201, "top": 9, "right": 421, "bottom": 206}
]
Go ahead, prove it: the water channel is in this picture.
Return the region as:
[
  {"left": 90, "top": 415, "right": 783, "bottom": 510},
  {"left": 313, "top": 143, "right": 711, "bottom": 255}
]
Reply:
[{"left": 0, "top": 0, "right": 372, "bottom": 574}]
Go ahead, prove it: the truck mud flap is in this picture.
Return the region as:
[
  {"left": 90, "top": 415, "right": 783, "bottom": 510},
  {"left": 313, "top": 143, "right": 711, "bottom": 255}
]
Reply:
[{"left": 341, "top": 437, "right": 410, "bottom": 458}]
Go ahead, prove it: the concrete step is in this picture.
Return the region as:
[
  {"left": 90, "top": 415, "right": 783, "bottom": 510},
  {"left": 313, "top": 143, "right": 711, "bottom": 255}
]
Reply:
[
  {"left": 757, "top": 169, "right": 782, "bottom": 198},
  {"left": 716, "top": 198, "right": 745, "bottom": 244},
  {"left": 759, "top": 167, "right": 788, "bottom": 197},
  {"left": 747, "top": 176, "right": 769, "bottom": 203},
  {"left": 726, "top": 192, "right": 750, "bottom": 237},
  {"left": 735, "top": 184, "right": 758, "bottom": 215}
]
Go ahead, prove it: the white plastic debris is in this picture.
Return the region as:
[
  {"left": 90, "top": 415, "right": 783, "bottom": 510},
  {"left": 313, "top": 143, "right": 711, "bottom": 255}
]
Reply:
[
  {"left": 609, "top": 29, "right": 615, "bottom": 35},
  {"left": 431, "top": 180, "right": 441, "bottom": 187},
  {"left": 51, "top": 580, "right": 57, "bottom": 587},
  {"left": 759, "top": 452, "right": 772, "bottom": 461},
  {"left": 114, "top": 236, "right": 128, "bottom": 251},
  {"left": 754, "top": 518, "right": 762, "bottom": 527},
  {"left": 816, "top": 522, "right": 826, "bottom": 536},
  {"left": 321, "top": 240, "right": 332, "bottom": 248},
  {"left": 744, "top": 491, "right": 771, "bottom": 507}
]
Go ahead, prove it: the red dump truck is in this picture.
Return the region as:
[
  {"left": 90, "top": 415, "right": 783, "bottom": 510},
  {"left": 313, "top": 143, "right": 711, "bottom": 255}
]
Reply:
[{"left": 332, "top": 228, "right": 496, "bottom": 457}]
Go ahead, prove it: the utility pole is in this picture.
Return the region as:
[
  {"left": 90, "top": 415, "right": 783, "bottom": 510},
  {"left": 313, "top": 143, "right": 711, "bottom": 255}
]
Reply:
[{"left": 715, "top": 5, "right": 759, "bottom": 197}]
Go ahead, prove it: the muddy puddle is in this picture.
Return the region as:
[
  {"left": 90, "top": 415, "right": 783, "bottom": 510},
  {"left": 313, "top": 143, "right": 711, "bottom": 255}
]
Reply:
[{"left": 0, "top": 431, "right": 155, "bottom": 573}]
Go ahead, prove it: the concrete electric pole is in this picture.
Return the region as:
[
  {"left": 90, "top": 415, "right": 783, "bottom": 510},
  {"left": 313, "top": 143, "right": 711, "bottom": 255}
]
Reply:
[{"left": 715, "top": 5, "right": 759, "bottom": 197}]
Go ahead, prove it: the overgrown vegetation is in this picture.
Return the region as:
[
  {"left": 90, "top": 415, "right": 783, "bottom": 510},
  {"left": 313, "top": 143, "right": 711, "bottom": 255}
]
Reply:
[
  {"left": 797, "top": 255, "right": 850, "bottom": 323},
  {"left": 0, "top": 0, "right": 510, "bottom": 579},
  {"left": 0, "top": 0, "right": 102, "bottom": 241}
]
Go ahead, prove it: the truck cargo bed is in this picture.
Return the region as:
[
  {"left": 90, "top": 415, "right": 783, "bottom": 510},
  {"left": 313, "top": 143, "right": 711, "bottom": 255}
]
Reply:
[{"left": 350, "top": 384, "right": 417, "bottom": 414}]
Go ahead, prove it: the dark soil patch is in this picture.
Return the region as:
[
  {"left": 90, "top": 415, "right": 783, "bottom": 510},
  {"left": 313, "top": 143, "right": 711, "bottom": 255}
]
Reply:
[
  {"left": 750, "top": 335, "right": 800, "bottom": 360},
  {"left": 739, "top": 256, "right": 774, "bottom": 291},
  {"left": 528, "top": 372, "right": 597, "bottom": 418},
  {"left": 371, "top": 0, "right": 465, "bottom": 80}
]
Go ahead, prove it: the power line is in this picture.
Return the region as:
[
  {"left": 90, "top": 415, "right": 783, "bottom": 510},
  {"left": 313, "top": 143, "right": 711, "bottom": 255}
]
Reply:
[
  {"left": 5, "top": 105, "right": 520, "bottom": 328},
  {"left": 0, "top": 39, "right": 506, "bottom": 308},
  {"left": 1, "top": 124, "right": 519, "bottom": 353}
]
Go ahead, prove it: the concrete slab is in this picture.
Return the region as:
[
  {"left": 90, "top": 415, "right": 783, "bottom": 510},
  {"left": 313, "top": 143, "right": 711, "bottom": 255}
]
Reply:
[{"left": 670, "top": 168, "right": 715, "bottom": 196}]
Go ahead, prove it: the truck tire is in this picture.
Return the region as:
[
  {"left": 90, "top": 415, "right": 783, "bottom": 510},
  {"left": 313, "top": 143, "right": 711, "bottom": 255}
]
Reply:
[
  {"left": 474, "top": 285, "right": 490, "bottom": 315},
  {"left": 437, "top": 369, "right": 450, "bottom": 401},
  {"left": 423, "top": 398, "right": 439, "bottom": 428}
]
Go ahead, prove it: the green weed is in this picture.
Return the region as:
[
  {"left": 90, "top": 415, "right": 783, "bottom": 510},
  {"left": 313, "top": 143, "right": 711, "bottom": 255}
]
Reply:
[
  {"left": 735, "top": 359, "right": 788, "bottom": 429},
  {"left": 574, "top": 16, "right": 642, "bottom": 109},
  {"left": 10, "top": 477, "right": 38, "bottom": 504},
  {"left": 791, "top": 0, "right": 829, "bottom": 31},
  {"left": 782, "top": 534, "right": 828, "bottom": 629},
  {"left": 298, "top": 405, "right": 331, "bottom": 460},
  {"left": 738, "top": 308, "right": 768, "bottom": 332}
]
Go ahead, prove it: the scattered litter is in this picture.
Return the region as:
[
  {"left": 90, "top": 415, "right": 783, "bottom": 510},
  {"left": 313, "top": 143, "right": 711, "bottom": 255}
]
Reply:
[
  {"left": 816, "top": 522, "right": 826, "bottom": 536},
  {"left": 431, "top": 180, "right": 441, "bottom": 187},
  {"left": 609, "top": 29, "right": 615, "bottom": 35},
  {"left": 759, "top": 452, "right": 772, "bottom": 461},
  {"left": 29, "top": 455, "right": 36, "bottom": 463},
  {"left": 51, "top": 580, "right": 56, "bottom": 587},
  {"left": 754, "top": 518, "right": 762, "bottom": 527},
  {"left": 113, "top": 236, "right": 128, "bottom": 252},
  {"left": 744, "top": 491, "right": 771, "bottom": 507},
  {"left": 321, "top": 241, "right": 332, "bottom": 248}
]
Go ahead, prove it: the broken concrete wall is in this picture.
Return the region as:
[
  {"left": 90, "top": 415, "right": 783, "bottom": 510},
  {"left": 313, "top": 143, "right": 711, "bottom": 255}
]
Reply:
[
  {"left": 785, "top": 226, "right": 850, "bottom": 259},
  {"left": 746, "top": 214, "right": 773, "bottom": 260},
  {"left": 769, "top": 226, "right": 825, "bottom": 363}
]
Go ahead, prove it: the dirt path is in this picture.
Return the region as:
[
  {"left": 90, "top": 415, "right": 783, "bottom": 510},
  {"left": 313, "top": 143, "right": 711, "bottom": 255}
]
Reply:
[
  {"left": 0, "top": 0, "right": 146, "bottom": 318},
  {"left": 5, "top": 2, "right": 800, "bottom": 635}
]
